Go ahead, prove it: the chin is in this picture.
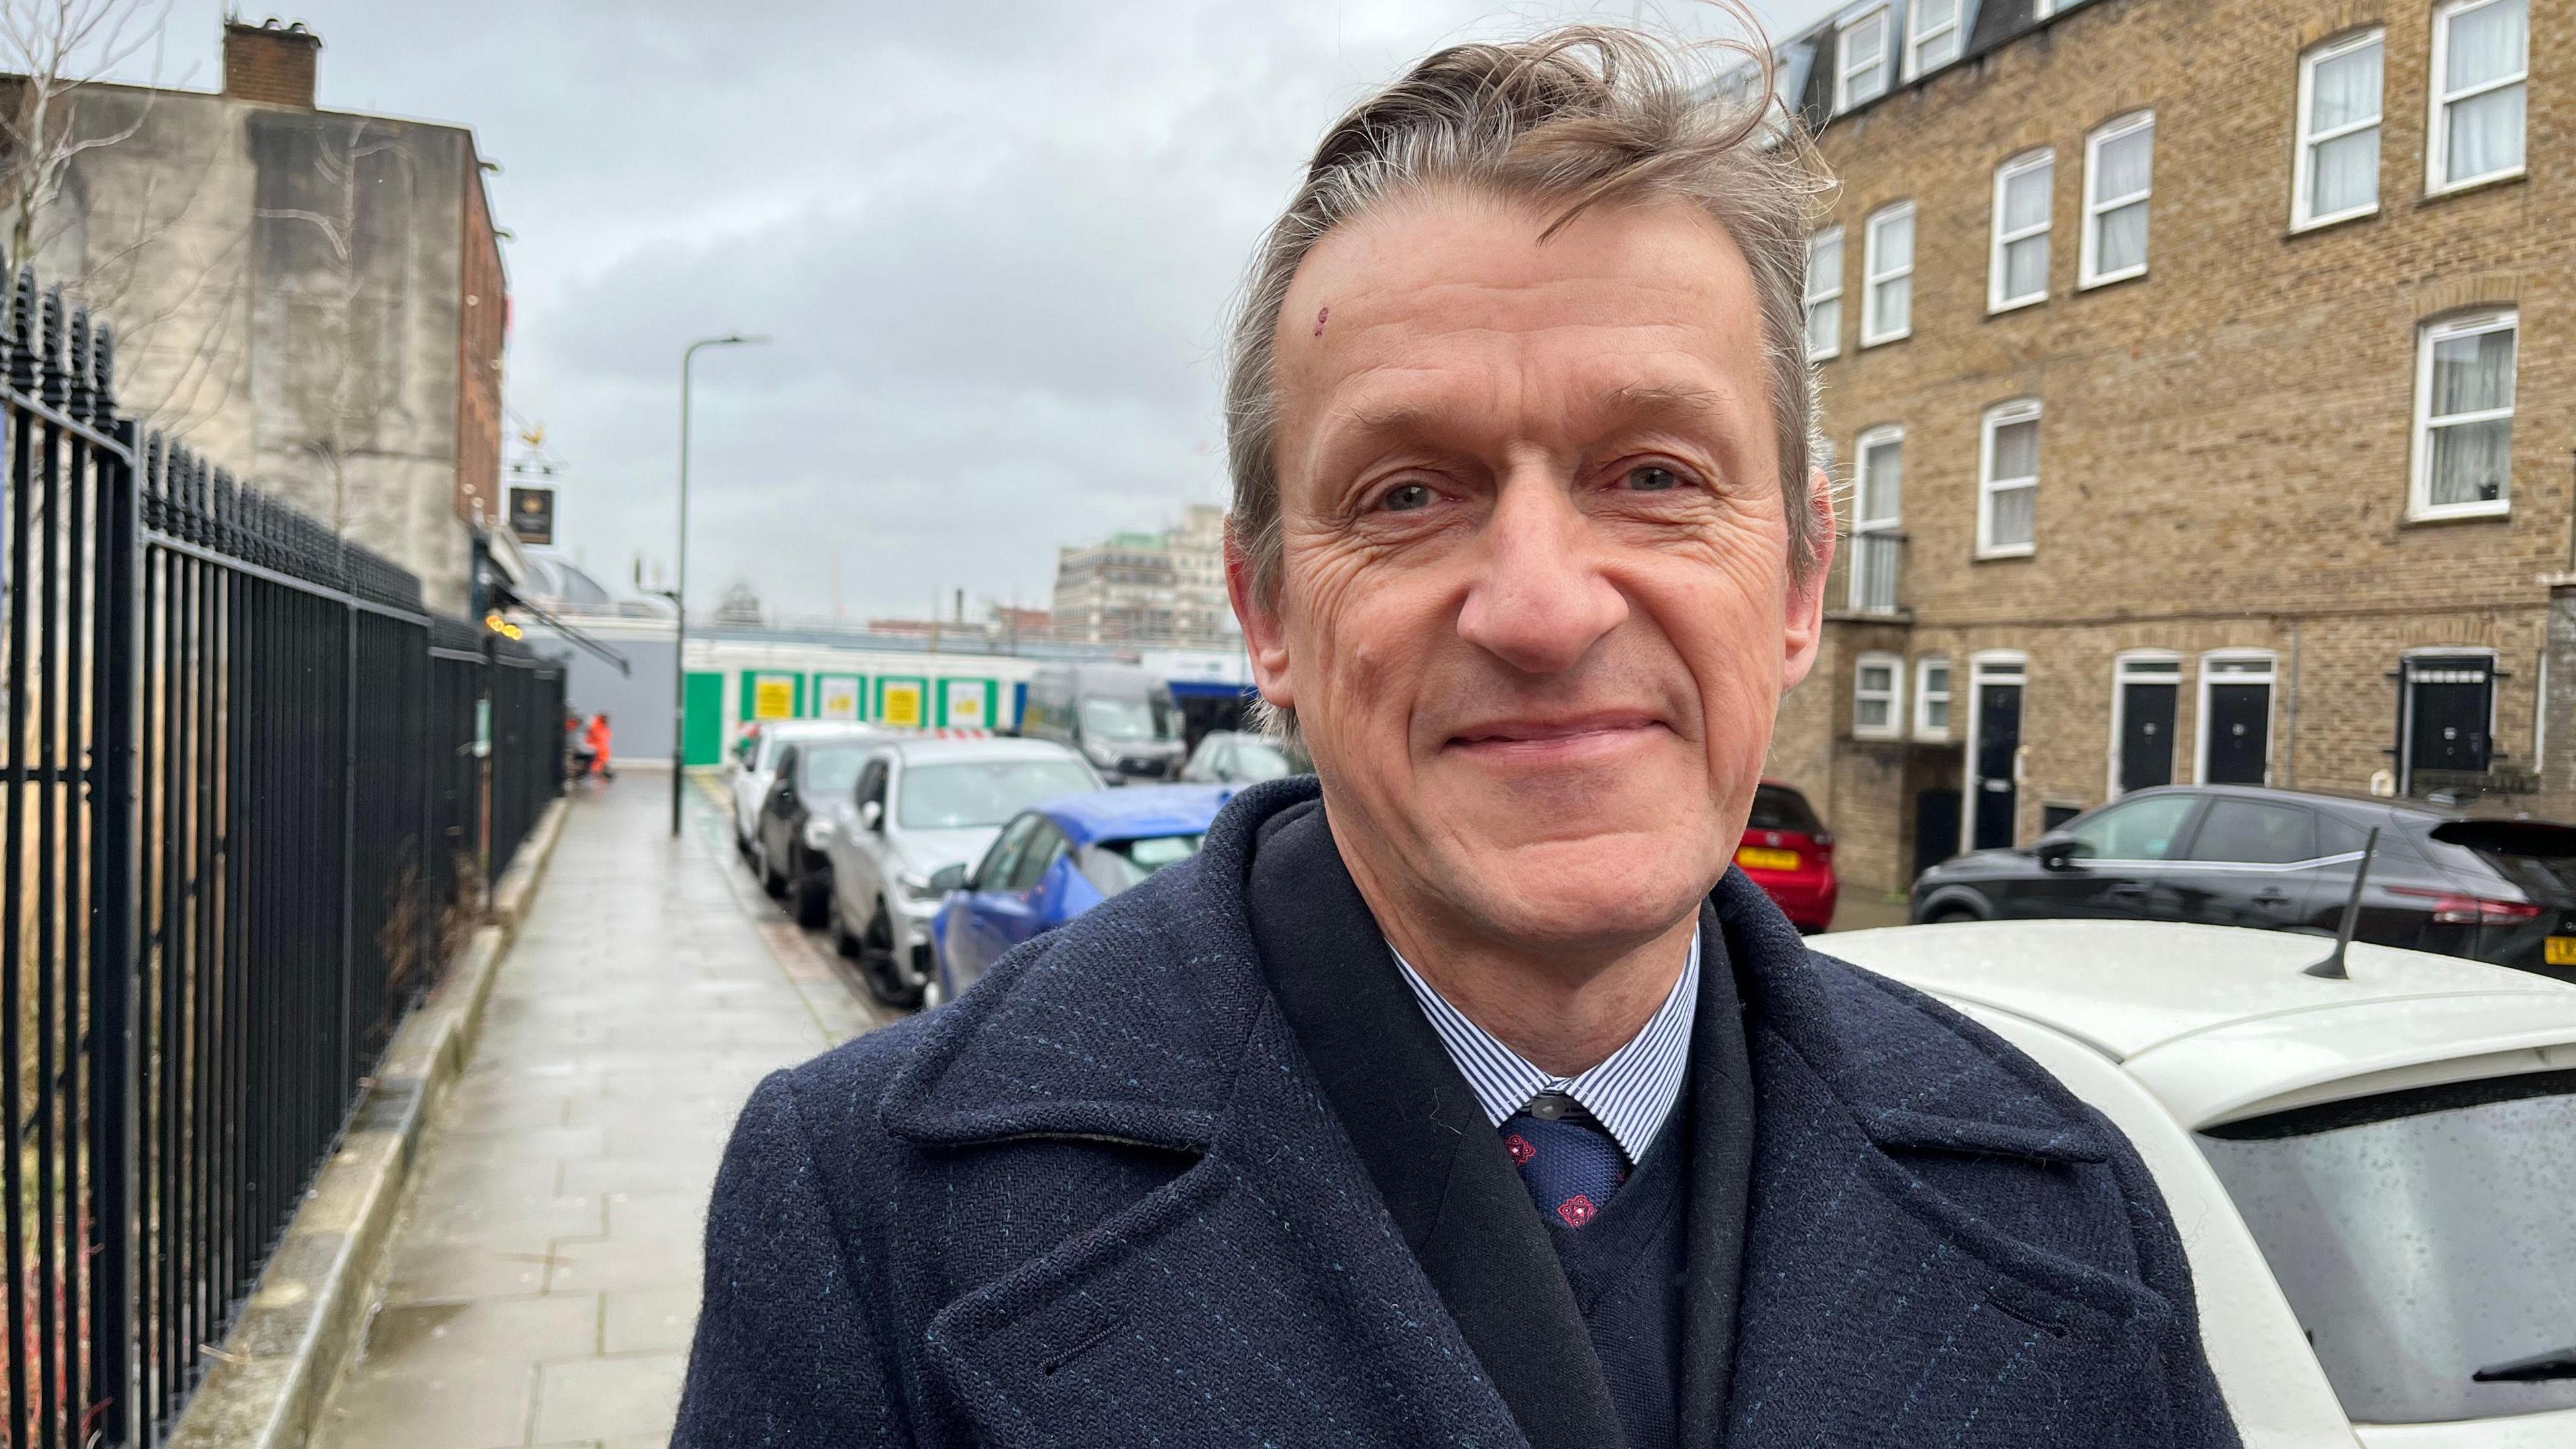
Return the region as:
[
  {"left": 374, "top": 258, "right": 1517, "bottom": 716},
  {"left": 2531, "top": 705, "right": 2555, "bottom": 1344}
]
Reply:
[{"left": 1446, "top": 836, "right": 1717, "bottom": 950}]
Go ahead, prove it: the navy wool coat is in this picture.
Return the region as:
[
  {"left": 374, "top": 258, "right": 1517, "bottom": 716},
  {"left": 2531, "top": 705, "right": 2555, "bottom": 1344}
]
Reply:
[{"left": 674, "top": 778, "right": 2239, "bottom": 1448}]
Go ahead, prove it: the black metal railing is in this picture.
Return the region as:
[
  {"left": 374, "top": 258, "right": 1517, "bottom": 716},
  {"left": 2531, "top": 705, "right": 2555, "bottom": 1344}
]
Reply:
[{"left": 0, "top": 260, "right": 564, "bottom": 1447}]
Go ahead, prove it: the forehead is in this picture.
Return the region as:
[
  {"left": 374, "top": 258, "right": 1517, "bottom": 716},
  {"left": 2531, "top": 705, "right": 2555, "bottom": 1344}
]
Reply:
[{"left": 1272, "top": 189, "right": 1772, "bottom": 449}]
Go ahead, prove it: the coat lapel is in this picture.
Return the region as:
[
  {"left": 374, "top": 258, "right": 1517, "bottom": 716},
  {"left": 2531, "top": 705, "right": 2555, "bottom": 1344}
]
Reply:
[
  {"left": 1709, "top": 871, "right": 2179, "bottom": 1448},
  {"left": 1246, "top": 801, "right": 1629, "bottom": 1449}
]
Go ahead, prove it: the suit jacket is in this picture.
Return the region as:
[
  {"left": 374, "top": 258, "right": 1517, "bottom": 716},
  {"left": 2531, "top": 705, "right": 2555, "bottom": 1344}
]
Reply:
[{"left": 673, "top": 777, "right": 2240, "bottom": 1448}]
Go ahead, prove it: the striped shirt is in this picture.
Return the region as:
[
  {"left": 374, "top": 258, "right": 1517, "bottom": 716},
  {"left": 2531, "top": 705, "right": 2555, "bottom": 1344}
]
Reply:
[{"left": 1391, "top": 930, "right": 1700, "bottom": 1165}]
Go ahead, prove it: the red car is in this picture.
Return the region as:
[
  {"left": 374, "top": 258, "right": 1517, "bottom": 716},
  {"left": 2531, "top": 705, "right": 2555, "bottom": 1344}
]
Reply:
[{"left": 1737, "top": 781, "right": 1837, "bottom": 932}]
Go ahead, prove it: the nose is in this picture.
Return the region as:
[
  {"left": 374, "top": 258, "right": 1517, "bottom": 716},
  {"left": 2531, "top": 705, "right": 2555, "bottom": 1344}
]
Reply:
[{"left": 1454, "top": 471, "right": 1627, "bottom": 676}]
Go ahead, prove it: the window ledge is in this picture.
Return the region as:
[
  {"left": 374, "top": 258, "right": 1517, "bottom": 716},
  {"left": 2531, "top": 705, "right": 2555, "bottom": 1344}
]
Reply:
[
  {"left": 2077, "top": 265, "right": 2147, "bottom": 292},
  {"left": 1986, "top": 292, "right": 2047, "bottom": 317},
  {"left": 1807, "top": 346, "right": 1842, "bottom": 364},
  {"left": 2402, "top": 502, "right": 2511, "bottom": 526},
  {"left": 1911, "top": 731, "right": 1953, "bottom": 745},
  {"left": 1974, "top": 544, "right": 2037, "bottom": 561},
  {"left": 2420, "top": 169, "right": 2527, "bottom": 207},
  {"left": 1852, "top": 729, "right": 1905, "bottom": 743},
  {"left": 1860, "top": 328, "right": 1913, "bottom": 349},
  {"left": 2287, "top": 204, "right": 2379, "bottom": 237}
]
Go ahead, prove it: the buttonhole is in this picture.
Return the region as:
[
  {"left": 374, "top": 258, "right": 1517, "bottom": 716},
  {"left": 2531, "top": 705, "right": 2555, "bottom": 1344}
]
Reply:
[{"left": 1040, "top": 1311, "right": 1126, "bottom": 1377}]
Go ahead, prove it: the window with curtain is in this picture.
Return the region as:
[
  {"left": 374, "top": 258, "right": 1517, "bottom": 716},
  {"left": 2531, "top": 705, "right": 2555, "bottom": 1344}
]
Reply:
[
  {"left": 1850, "top": 427, "right": 1903, "bottom": 612},
  {"left": 1805, "top": 226, "right": 1844, "bottom": 360},
  {"left": 2082, "top": 113, "right": 2153, "bottom": 285},
  {"left": 2296, "top": 31, "right": 2383, "bottom": 227},
  {"left": 2413, "top": 310, "right": 2516, "bottom": 517},
  {"left": 1909, "top": 0, "right": 1962, "bottom": 74},
  {"left": 1838, "top": 8, "right": 1891, "bottom": 110},
  {"left": 1855, "top": 653, "right": 1902, "bottom": 737},
  {"left": 1863, "top": 203, "right": 1914, "bottom": 344},
  {"left": 2431, "top": 0, "right": 2526, "bottom": 189},
  {"left": 1980, "top": 400, "right": 2041, "bottom": 555},
  {"left": 1990, "top": 150, "right": 2053, "bottom": 311},
  {"left": 1915, "top": 657, "right": 1952, "bottom": 738}
]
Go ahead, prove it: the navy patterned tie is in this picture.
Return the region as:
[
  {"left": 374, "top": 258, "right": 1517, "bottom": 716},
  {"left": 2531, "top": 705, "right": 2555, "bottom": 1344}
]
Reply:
[{"left": 1499, "top": 1091, "right": 1627, "bottom": 1229}]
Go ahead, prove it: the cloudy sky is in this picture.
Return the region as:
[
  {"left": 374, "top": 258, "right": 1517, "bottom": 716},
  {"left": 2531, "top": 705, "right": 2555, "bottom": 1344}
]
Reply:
[{"left": 150, "top": 0, "right": 1834, "bottom": 621}]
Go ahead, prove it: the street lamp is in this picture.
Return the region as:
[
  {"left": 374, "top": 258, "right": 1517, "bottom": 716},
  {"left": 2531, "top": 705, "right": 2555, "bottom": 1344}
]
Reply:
[{"left": 672, "top": 332, "right": 770, "bottom": 837}]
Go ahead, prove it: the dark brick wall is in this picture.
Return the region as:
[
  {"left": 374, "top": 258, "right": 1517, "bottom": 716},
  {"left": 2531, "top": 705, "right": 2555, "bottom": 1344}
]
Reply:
[{"left": 222, "top": 22, "right": 319, "bottom": 109}]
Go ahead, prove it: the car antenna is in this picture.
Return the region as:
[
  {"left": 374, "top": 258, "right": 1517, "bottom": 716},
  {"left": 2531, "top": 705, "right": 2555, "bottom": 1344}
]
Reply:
[{"left": 2304, "top": 826, "right": 2380, "bottom": 980}]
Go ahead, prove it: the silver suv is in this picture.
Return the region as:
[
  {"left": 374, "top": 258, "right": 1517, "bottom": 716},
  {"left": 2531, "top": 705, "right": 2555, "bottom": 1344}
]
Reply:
[{"left": 821, "top": 737, "right": 1099, "bottom": 1006}]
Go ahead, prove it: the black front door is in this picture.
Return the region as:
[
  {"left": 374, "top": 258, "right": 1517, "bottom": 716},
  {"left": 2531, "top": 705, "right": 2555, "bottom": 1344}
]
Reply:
[
  {"left": 2407, "top": 656, "right": 2493, "bottom": 776},
  {"left": 2119, "top": 682, "right": 2177, "bottom": 794},
  {"left": 2204, "top": 682, "right": 2270, "bottom": 786},
  {"left": 1974, "top": 682, "right": 2022, "bottom": 850},
  {"left": 1913, "top": 788, "right": 1961, "bottom": 880}
]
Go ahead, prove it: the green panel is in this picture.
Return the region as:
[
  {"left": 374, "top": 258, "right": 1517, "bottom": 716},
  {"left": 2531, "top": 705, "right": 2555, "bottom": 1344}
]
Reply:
[
  {"left": 934, "top": 676, "right": 1000, "bottom": 729},
  {"left": 683, "top": 672, "right": 726, "bottom": 766},
  {"left": 814, "top": 672, "right": 866, "bottom": 722},
  {"left": 874, "top": 674, "right": 930, "bottom": 729}
]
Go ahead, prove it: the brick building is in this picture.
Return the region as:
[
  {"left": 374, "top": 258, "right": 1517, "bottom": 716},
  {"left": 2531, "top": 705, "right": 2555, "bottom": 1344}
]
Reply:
[
  {"left": 1764, "top": 0, "right": 2568, "bottom": 901},
  {"left": 1051, "top": 503, "right": 1238, "bottom": 646}
]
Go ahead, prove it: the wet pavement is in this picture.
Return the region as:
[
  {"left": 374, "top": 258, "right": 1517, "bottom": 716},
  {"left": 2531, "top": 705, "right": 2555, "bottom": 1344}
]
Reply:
[{"left": 310, "top": 772, "right": 897, "bottom": 1449}]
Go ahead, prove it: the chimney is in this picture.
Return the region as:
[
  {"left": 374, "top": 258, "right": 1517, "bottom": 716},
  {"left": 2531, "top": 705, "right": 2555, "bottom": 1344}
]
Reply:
[{"left": 222, "top": 19, "right": 321, "bottom": 109}]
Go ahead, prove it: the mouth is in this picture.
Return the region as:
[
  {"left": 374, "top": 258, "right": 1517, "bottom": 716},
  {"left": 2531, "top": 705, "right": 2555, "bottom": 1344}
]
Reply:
[{"left": 1444, "top": 711, "right": 1669, "bottom": 760}]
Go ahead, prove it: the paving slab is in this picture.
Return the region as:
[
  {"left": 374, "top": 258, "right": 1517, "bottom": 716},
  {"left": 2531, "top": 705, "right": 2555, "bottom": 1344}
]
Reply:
[{"left": 311, "top": 776, "right": 900, "bottom": 1449}]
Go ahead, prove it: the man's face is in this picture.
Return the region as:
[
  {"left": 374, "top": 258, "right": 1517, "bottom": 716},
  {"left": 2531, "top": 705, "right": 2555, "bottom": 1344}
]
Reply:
[{"left": 1232, "top": 190, "right": 1831, "bottom": 956}]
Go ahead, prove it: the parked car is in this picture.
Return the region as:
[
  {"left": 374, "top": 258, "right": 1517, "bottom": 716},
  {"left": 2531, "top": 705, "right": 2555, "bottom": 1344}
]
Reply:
[
  {"left": 928, "top": 783, "right": 1234, "bottom": 1006},
  {"left": 1177, "top": 729, "right": 1307, "bottom": 785},
  {"left": 1911, "top": 784, "right": 2576, "bottom": 983},
  {"left": 823, "top": 737, "right": 1101, "bottom": 1007},
  {"left": 753, "top": 736, "right": 881, "bottom": 927},
  {"left": 1735, "top": 781, "right": 1837, "bottom": 932},
  {"left": 1826, "top": 918, "right": 2576, "bottom": 1446},
  {"left": 1018, "top": 663, "right": 1185, "bottom": 783},
  {"left": 731, "top": 718, "right": 875, "bottom": 856}
]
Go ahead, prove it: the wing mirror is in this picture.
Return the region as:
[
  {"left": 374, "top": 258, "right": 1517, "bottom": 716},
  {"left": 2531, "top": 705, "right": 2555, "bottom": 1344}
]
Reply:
[
  {"left": 928, "top": 863, "right": 969, "bottom": 895},
  {"left": 859, "top": 800, "right": 883, "bottom": 832},
  {"left": 2033, "top": 831, "right": 2083, "bottom": 871}
]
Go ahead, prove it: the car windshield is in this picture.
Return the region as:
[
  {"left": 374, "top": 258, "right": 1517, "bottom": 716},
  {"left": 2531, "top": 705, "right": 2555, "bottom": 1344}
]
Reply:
[
  {"left": 1747, "top": 784, "right": 1823, "bottom": 834},
  {"left": 1077, "top": 833, "right": 1205, "bottom": 897},
  {"left": 1079, "top": 696, "right": 1167, "bottom": 741},
  {"left": 897, "top": 759, "right": 1096, "bottom": 830},
  {"left": 800, "top": 745, "right": 870, "bottom": 796},
  {"left": 1231, "top": 740, "right": 1295, "bottom": 782},
  {"left": 2196, "top": 1069, "right": 2576, "bottom": 1423}
]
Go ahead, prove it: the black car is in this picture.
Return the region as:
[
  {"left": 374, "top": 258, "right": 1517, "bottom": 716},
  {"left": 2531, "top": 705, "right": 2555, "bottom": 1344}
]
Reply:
[
  {"left": 756, "top": 737, "right": 878, "bottom": 928},
  {"left": 1911, "top": 784, "right": 2576, "bottom": 983}
]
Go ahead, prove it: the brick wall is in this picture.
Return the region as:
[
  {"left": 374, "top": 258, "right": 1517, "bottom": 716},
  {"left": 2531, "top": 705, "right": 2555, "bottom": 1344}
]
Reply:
[
  {"left": 456, "top": 152, "right": 506, "bottom": 529},
  {"left": 221, "top": 22, "right": 318, "bottom": 109},
  {"left": 1773, "top": 0, "right": 2571, "bottom": 898}
]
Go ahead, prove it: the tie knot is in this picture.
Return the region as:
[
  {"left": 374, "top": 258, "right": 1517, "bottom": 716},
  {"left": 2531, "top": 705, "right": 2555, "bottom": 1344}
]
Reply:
[{"left": 1501, "top": 1101, "right": 1626, "bottom": 1230}]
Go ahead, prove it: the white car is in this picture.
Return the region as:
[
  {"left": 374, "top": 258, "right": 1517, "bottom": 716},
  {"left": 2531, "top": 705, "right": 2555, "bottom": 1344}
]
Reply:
[
  {"left": 821, "top": 737, "right": 1099, "bottom": 1008},
  {"left": 730, "top": 719, "right": 876, "bottom": 856},
  {"left": 1825, "top": 918, "right": 2576, "bottom": 1448}
]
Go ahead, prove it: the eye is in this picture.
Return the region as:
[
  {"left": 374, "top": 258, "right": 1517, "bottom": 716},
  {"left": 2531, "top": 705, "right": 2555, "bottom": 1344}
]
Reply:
[
  {"left": 1381, "top": 482, "right": 1436, "bottom": 513},
  {"left": 1624, "top": 464, "right": 1684, "bottom": 492}
]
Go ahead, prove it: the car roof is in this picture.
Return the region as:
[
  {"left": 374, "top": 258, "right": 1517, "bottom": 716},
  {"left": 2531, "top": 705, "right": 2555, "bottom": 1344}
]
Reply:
[
  {"left": 1823, "top": 919, "right": 2576, "bottom": 1128},
  {"left": 1038, "top": 784, "right": 1235, "bottom": 844},
  {"left": 884, "top": 736, "right": 1087, "bottom": 767},
  {"left": 761, "top": 720, "right": 877, "bottom": 743},
  {"left": 2092, "top": 781, "right": 2576, "bottom": 829}
]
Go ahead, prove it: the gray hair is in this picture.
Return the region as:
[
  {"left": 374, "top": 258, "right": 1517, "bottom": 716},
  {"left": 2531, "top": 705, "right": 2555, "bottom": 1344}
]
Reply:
[{"left": 1222, "top": 23, "right": 1830, "bottom": 741}]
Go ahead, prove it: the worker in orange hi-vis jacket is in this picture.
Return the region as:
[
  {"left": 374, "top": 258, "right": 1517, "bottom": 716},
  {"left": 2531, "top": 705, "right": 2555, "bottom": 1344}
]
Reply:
[{"left": 584, "top": 712, "right": 614, "bottom": 780}]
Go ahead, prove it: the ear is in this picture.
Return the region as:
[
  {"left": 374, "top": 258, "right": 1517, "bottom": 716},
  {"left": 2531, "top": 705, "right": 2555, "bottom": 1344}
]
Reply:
[
  {"left": 1780, "top": 468, "right": 1835, "bottom": 689},
  {"left": 1225, "top": 519, "right": 1297, "bottom": 712}
]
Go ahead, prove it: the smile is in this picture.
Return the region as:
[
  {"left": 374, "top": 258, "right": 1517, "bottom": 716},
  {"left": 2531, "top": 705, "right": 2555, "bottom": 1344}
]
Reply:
[{"left": 1444, "top": 712, "right": 1670, "bottom": 761}]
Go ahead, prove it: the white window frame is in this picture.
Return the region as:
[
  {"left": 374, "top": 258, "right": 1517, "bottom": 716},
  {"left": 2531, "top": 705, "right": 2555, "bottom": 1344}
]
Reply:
[
  {"left": 2079, "top": 111, "right": 2154, "bottom": 288},
  {"left": 2106, "top": 650, "right": 2183, "bottom": 798},
  {"left": 1848, "top": 425, "right": 1904, "bottom": 612},
  {"left": 1805, "top": 225, "right": 1845, "bottom": 361},
  {"left": 1913, "top": 655, "right": 1953, "bottom": 741},
  {"left": 2409, "top": 308, "right": 2516, "bottom": 521},
  {"left": 2427, "top": 0, "right": 2528, "bottom": 194},
  {"left": 1977, "top": 399, "right": 2041, "bottom": 559},
  {"left": 2194, "top": 651, "right": 2277, "bottom": 786},
  {"left": 1836, "top": 7, "right": 1892, "bottom": 112},
  {"left": 1988, "top": 150, "right": 2053, "bottom": 313},
  {"left": 1861, "top": 201, "right": 1915, "bottom": 346},
  {"left": 1855, "top": 651, "right": 1904, "bottom": 740},
  {"left": 1907, "top": 0, "right": 1963, "bottom": 77},
  {"left": 2292, "top": 29, "right": 2385, "bottom": 230}
]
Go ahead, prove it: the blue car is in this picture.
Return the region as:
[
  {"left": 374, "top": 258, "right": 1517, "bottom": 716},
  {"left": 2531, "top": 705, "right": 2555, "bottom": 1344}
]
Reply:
[{"left": 928, "top": 784, "right": 1234, "bottom": 1004}]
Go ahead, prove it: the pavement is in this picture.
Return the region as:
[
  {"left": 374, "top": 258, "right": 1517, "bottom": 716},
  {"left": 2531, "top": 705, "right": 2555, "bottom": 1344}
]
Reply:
[
  {"left": 1824, "top": 890, "right": 1913, "bottom": 933},
  {"left": 309, "top": 772, "right": 898, "bottom": 1449}
]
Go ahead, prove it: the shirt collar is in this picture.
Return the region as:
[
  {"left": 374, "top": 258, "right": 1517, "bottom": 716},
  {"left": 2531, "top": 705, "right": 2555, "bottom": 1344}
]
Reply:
[{"left": 1391, "top": 929, "right": 1699, "bottom": 1165}]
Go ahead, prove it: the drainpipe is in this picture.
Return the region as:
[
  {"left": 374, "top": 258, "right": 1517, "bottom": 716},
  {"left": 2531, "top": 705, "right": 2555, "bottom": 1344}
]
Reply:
[{"left": 2284, "top": 621, "right": 2301, "bottom": 788}]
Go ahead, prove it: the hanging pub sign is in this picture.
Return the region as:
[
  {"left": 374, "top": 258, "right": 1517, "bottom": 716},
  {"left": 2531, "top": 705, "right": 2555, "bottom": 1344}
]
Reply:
[{"left": 508, "top": 486, "right": 555, "bottom": 545}]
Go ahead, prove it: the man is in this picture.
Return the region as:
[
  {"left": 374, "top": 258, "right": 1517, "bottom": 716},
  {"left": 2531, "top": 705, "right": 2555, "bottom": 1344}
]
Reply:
[
  {"left": 677, "top": 28, "right": 2236, "bottom": 1448},
  {"left": 585, "top": 711, "right": 614, "bottom": 780}
]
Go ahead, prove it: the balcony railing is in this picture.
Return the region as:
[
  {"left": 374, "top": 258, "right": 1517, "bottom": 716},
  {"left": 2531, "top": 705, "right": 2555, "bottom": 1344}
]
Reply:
[{"left": 1847, "top": 529, "right": 1905, "bottom": 614}]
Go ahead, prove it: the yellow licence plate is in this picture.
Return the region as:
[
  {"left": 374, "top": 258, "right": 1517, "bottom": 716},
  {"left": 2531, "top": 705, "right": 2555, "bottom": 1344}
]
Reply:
[
  {"left": 2546, "top": 936, "right": 2576, "bottom": 967},
  {"left": 1737, "top": 846, "right": 1801, "bottom": 872}
]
